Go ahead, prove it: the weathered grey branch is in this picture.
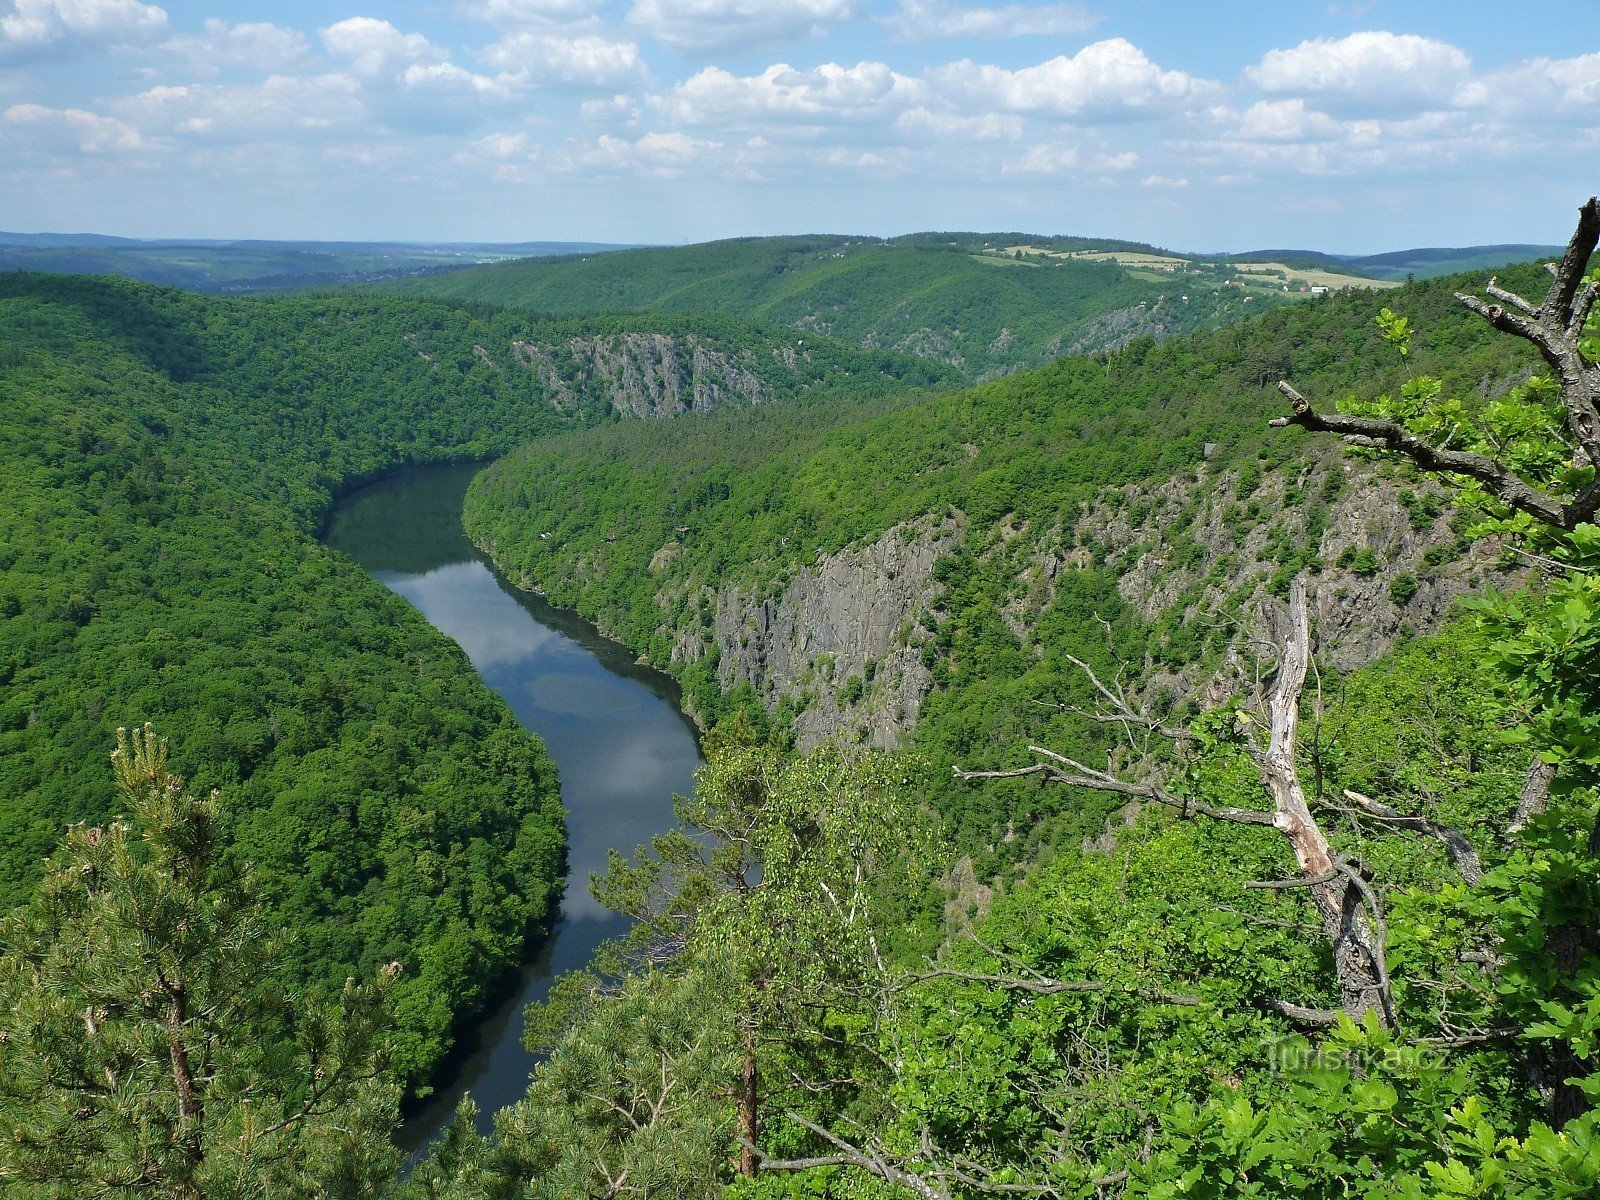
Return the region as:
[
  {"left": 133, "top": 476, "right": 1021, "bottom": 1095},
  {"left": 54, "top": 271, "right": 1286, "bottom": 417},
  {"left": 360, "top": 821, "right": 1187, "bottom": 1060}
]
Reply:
[
  {"left": 1273, "top": 196, "right": 1600, "bottom": 530},
  {"left": 1341, "top": 789, "right": 1484, "bottom": 885},
  {"left": 1270, "top": 381, "right": 1578, "bottom": 528},
  {"left": 908, "top": 967, "right": 1202, "bottom": 1008},
  {"left": 1261, "top": 998, "right": 1342, "bottom": 1026},
  {"left": 1511, "top": 755, "right": 1558, "bottom": 837},
  {"left": 954, "top": 751, "right": 1279, "bottom": 827}
]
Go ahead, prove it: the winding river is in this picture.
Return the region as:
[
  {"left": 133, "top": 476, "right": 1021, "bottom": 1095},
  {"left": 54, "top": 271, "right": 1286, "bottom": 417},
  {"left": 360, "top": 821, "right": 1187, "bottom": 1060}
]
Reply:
[{"left": 322, "top": 462, "right": 704, "bottom": 1155}]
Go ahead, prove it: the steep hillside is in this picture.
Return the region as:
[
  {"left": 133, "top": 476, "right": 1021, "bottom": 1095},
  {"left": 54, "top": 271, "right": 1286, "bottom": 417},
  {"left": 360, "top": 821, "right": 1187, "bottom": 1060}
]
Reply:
[
  {"left": 386, "top": 234, "right": 1302, "bottom": 379},
  {"left": 0, "top": 272, "right": 934, "bottom": 1083},
  {"left": 464, "top": 268, "right": 1543, "bottom": 870}
]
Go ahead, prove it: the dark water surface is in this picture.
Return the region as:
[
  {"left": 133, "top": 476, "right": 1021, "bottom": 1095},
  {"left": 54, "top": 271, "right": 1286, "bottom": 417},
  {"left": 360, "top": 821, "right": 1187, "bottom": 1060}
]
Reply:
[{"left": 322, "top": 462, "right": 703, "bottom": 1155}]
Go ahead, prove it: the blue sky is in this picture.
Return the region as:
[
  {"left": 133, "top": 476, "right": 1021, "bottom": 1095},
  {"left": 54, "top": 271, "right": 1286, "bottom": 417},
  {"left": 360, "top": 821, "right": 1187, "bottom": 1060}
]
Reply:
[{"left": 0, "top": 0, "right": 1595, "bottom": 250}]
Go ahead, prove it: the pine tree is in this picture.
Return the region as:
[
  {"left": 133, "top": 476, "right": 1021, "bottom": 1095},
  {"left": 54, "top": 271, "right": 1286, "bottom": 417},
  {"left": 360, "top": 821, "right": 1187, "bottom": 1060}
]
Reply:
[{"left": 0, "top": 725, "right": 402, "bottom": 1200}]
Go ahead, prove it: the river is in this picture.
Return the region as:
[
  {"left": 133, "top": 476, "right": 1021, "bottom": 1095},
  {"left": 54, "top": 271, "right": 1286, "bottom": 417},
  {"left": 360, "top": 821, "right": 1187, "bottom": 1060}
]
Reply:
[{"left": 322, "top": 461, "right": 704, "bottom": 1156}]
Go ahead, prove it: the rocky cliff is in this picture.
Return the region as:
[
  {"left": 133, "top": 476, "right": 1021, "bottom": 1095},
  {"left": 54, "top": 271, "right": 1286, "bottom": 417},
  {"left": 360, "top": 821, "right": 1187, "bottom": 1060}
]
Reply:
[
  {"left": 509, "top": 332, "right": 779, "bottom": 417},
  {"left": 669, "top": 518, "right": 961, "bottom": 751},
  {"left": 650, "top": 452, "right": 1507, "bottom": 750}
]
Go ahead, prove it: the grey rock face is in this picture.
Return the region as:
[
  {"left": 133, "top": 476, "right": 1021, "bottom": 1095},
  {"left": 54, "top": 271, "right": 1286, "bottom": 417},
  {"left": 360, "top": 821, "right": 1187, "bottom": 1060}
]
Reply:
[
  {"left": 681, "top": 518, "right": 961, "bottom": 751},
  {"left": 510, "top": 332, "right": 773, "bottom": 417}
]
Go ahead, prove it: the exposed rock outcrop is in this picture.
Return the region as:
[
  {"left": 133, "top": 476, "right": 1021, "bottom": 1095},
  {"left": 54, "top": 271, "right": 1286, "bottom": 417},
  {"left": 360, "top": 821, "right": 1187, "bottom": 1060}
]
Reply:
[
  {"left": 510, "top": 332, "right": 774, "bottom": 417},
  {"left": 672, "top": 517, "right": 961, "bottom": 751}
]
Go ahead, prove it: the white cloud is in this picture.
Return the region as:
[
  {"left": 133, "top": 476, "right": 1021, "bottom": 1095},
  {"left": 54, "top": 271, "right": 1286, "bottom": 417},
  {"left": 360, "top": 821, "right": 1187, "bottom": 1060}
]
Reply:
[
  {"left": 468, "top": 129, "right": 528, "bottom": 157},
  {"left": 662, "top": 60, "right": 922, "bottom": 127},
  {"left": 1463, "top": 52, "right": 1600, "bottom": 121},
  {"left": 3, "top": 100, "right": 143, "bottom": 150},
  {"left": 580, "top": 91, "right": 641, "bottom": 121},
  {"left": 458, "top": 0, "right": 602, "bottom": 26},
  {"left": 933, "top": 38, "right": 1217, "bottom": 121},
  {"left": 1, "top": 0, "right": 167, "bottom": 64},
  {"left": 883, "top": 0, "right": 1100, "bottom": 43},
  {"left": 401, "top": 61, "right": 518, "bottom": 102},
  {"left": 320, "top": 17, "right": 440, "bottom": 77},
  {"left": 1244, "top": 31, "right": 1471, "bottom": 115},
  {"left": 556, "top": 128, "right": 722, "bottom": 175},
  {"left": 1231, "top": 98, "right": 1345, "bottom": 142},
  {"left": 479, "top": 32, "right": 646, "bottom": 89},
  {"left": 1002, "top": 141, "right": 1078, "bottom": 174},
  {"left": 160, "top": 19, "right": 308, "bottom": 75},
  {"left": 1140, "top": 173, "right": 1187, "bottom": 187},
  {"left": 895, "top": 105, "right": 1019, "bottom": 140},
  {"left": 1092, "top": 148, "right": 1137, "bottom": 170},
  {"left": 118, "top": 73, "right": 364, "bottom": 138},
  {"left": 627, "top": 0, "right": 860, "bottom": 52}
]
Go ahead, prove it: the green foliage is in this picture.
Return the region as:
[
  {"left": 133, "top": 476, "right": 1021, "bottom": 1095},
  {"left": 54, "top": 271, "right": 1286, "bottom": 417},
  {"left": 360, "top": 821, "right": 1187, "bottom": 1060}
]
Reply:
[
  {"left": 387, "top": 233, "right": 1300, "bottom": 379},
  {"left": 463, "top": 266, "right": 1543, "bottom": 868},
  {"left": 0, "top": 271, "right": 916, "bottom": 1085},
  {"left": 415, "top": 743, "right": 935, "bottom": 1198},
  {"left": 0, "top": 726, "right": 401, "bottom": 1200}
]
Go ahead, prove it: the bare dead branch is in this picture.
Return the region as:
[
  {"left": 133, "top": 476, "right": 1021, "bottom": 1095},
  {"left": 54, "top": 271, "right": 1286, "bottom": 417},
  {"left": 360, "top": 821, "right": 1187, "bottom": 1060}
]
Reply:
[
  {"left": 1510, "top": 756, "right": 1557, "bottom": 838},
  {"left": 1244, "top": 870, "right": 1342, "bottom": 890},
  {"left": 1341, "top": 789, "right": 1484, "bottom": 885},
  {"left": 1260, "top": 998, "right": 1342, "bottom": 1026},
  {"left": 907, "top": 966, "right": 1202, "bottom": 1008},
  {"left": 1270, "top": 381, "right": 1577, "bottom": 528}
]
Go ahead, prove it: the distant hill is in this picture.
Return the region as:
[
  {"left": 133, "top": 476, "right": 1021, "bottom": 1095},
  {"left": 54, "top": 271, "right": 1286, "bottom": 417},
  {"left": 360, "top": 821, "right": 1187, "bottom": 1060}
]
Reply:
[
  {"left": 1340, "top": 243, "right": 1563, "bottom": 281},
  {"left": 0, "top": 233, "right": 634, "bottom": 293},
  {"left": 383, "top": 233, "right": 1307, "bottom": 379}
]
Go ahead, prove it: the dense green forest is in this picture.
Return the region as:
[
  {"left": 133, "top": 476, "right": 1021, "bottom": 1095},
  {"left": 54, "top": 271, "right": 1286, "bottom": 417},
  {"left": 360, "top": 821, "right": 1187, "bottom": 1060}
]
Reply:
[
  {"left": 463, "top": 266, "right": 1544, "bottom": 869},
  {"left": 0, "top": 270, "right": 931, "bottom": 1085},
  {"left": 3, "top": 207, "right": 1597, "bottom": 1200},
  {"left": 410, "top": 213, "right": 1600, "bottom": 1196},
  {"left": 385, "top": 233, "right": 1305, "bottom": 379}
]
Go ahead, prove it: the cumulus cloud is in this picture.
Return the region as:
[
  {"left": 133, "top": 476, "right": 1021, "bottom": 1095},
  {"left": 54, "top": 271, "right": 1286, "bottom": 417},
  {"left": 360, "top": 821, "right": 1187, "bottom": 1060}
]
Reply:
[
  {"left": 160, "top": 19, "right": 308, "bottom": 75},
  {"left": 628, "top": 0, "right": 860, "bottom": 53},
  {"left": 1244, "top": 31, "right": 1471, "bottom": 116},
  {"left": 1463, "top": 51, "right": 1600, "bottom": 121},
  {"left": 1002, "top": 141, "right": 1078, "bottom": 174},
  {"left": 883, "top": 0, "right": 1100, "bottom": 43},
  {"left": 894, "top": 105, "right": 1020, "bottom": 140},
  {"left": 1231, "top": 98, "right": 1345, "bottom": 142},
  {"left": 1, "top": 0, "right": 167, "bottom": 64},
  {"left": 933, "top": 38, "right": 1216, "bottom": 121},
  {"left": 458, "top": 0, "right": 602, "bottom": 26},
  {"left": 3, "top": 99, "right": 143, "bottom": 149},
  {"left": 320, "top": 17, "right": 441, "bottom": 77},
  {"left": 479, "top": 32, "right": 646, "bottom": 89},
  {"left": 117, "top": 73, "right": 364, "bottom": 138},
  {"left": 662, "top": 60, "right": 921, "bottom": 127},
  {"left": 556, "top": 128, "right": 721, "bottom": 175}
]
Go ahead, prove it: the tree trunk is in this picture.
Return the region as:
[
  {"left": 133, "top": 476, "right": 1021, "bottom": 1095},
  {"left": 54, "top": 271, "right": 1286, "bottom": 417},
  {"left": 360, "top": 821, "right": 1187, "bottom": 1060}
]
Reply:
[
  {"left": 737, "top": 1024, "right": 759, "bottom": 1178},
  {"left": 1263, "top": 579, "right": 1392, "bottom": 1027}
]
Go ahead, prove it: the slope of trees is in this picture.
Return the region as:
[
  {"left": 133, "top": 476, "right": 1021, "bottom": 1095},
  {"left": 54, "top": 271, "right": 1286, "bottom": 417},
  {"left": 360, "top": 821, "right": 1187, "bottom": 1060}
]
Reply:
[
  {"left": 463, "top": 265, "right": 1545, "bottom": 865},
  {"left": 0, "top": 271, "right": 924, "bottom": 1084},
  {"left": 385, "top": 234, "right": 1298, "bottom": 378},
  {"left": 407, "top": 207, "right": 1600, "bottom": 1198}
]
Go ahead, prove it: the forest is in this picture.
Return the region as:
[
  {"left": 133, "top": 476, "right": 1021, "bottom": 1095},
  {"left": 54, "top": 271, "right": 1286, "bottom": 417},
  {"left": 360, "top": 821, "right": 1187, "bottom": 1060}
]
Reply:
[
  {"left": 1, "top": 200, "right": 1598, "bottom": 1199},
  {"left": 386, "top": 233, "right": 1303, "bottom": 379},
  {"left": 0, "top": 270, "right": 929, "bottom": 1088}
]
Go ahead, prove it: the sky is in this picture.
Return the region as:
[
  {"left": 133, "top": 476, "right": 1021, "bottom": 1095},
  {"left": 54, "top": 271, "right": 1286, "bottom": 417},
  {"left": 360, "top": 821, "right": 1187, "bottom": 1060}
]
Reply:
[{"left": 0, "top": 0, "right": 1596, "bottom": 251}]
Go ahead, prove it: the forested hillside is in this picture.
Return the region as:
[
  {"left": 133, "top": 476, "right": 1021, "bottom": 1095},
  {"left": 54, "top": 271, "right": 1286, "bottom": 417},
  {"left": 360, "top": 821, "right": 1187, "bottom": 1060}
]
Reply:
[
  {"left": 404, "top": 214, "right": 1600, "bottom": 1198},
  {"left": 464, "top": 267, "right": 1539, "bottom": 867},
  {"left": 386, "top": 234, "right": 1303, "bottom": 379},
  {"left": 0, "top": 271, "right": 934, "bottom": 1084}
]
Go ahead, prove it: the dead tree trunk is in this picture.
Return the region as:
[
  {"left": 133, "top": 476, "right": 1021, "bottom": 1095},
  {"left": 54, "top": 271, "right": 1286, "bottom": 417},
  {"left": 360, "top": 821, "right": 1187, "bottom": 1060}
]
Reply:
[{"left": 956, "top": 576, "right": 1396, "bottom": 1028}]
